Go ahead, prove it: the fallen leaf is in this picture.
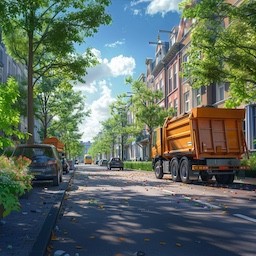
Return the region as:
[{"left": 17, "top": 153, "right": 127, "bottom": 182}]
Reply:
[
  {"left": 51, "top": 232, "right": 59, "bottom": 241},
  {"left": 118, "top": 237, "right": 126, "bottom": 242}
]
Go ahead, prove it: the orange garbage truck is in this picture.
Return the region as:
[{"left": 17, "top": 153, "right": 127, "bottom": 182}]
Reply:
[
  {"left": 43, "top": 137, "right": 64, "bottom": 155},
  {"left": 152, "top": 107, "right": 248, "bottom": 184}
]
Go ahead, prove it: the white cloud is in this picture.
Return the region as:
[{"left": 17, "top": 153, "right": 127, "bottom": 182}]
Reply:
[
  {"left": 146, "top": 0, "right": 182, "bottom": 16},
  {"left": 131, "top": 0, "right": 181, "bottom": 16},
  {"left": 73, "top": 80, "right": 98, "bottom": 94},
  {"left": 73, "top": 50, "right": 135, "bottom": 93},
  {"left": 105, "top": 40, "right": 125, "bottom": 48},
  {"left": 79, "top": 81, "right": 115, "bottom": 142},
  {"left": 108, "top": 55, "right": 136, "bottom": 77},
  {"left": 75, "top": 49, "right": 136, "bottom": 142},
  {"left": 133, "top": 9, "right": 142, "bottom": 16}
]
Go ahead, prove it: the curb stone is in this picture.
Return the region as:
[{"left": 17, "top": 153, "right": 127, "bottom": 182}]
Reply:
[{"left": 29, "top": 172, "right": 74, "bottom": 256}]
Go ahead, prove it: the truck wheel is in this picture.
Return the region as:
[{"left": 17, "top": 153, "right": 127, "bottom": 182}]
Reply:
[
  {"left": 179, "top": 157, "right": 191, "bottom": 183},
  {"left": 155, "top": 161, "right": 163, "bottom": 179},
  {"left": 200, "top": 172, "right": 213, "bottom": 182},
  {"left": 215, "top": 174, "right": 234, "bottom": 185},
  {"left": 171, "top": 158, "right": 180, "bottom": 182}
]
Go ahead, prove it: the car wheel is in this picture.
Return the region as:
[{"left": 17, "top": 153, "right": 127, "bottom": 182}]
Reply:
[{"left": 53, "top": 172, "right": 60, "bottom": 186}]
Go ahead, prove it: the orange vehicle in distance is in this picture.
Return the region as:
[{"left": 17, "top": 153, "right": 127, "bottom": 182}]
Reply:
[{"left": 84, "top": 154, "right": 92, "bottom": 164}]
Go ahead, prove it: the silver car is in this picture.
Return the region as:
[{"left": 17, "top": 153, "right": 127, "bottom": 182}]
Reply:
[{"left": 12, "top": 144, "right": 63, "bottom": 186}]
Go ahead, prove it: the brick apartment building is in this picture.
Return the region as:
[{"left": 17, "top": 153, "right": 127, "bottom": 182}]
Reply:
[{"left": 129, "top": 0, "right": 255, "bottom": 160}]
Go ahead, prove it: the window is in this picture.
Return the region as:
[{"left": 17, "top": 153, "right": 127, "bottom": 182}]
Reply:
[
  {"left": 159, "top": 79, "right": 163, "bottom": 93},
  {"left": 168, "top": 68, "right": 172, "bottom": 93},
  {"left": 0, "top": 49, "right": 3, "bottom": 63},
  {"left": 155, "top": 82, "right": 159, "bottom": 91},
  {"left": 0, "top": 66, "right": 3, "bottom": 83},
  {"left": 173, "top": 63, "right": 177, "bottom": 90},
  {"left": 216, "top": 83, "right": 225, "bottom": 102},
  {"left": 169, "top": 34, "right": 176, "bottom": 47},
  {"left": 182, "top": 54, "right": 189, "bottom": 81},
  {"left": 195, "top": 88, "right": 201, "bottom": 106},
  {"left": 174, "top": 98, "right": 178, "bottom": 116},
  {"left": 184, "top": 91, "right": 190, "bottom": 112}
]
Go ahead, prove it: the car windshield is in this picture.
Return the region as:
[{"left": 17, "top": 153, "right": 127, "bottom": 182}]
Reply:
[
  {"left": 112, "top": 158, "right": 121, "bottom": 162},
  {"left": 13, "top": 147, "right": 55, "bottom": 161}
]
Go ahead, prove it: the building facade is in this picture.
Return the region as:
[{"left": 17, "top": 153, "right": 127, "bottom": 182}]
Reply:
[
  {"left": 0, "top": 29, "right": 41, "bottom": 143},
  {"left": 137, "top": 0, "right": 255, "bottom": 158}
]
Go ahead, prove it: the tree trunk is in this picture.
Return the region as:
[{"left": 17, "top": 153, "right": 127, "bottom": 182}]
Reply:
[
  {"left": 27, "top": 32, "right": 34, "bottom": 144},
  {"left": 148, "top": 130, "right": 153, "bottom": 160}
]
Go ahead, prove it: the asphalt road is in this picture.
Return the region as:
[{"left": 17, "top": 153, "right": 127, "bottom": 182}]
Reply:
[{"left": 46, "top": 164, "right": 256, "bottom": 256}]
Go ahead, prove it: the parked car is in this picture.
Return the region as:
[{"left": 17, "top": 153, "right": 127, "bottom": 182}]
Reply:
[
  {"left": 107, "top": 157, "right": 124, "bottom": 170},
  {"left": 98, "top": 159, "right": 108, "bottom": 166},
  {"left": 12, "top": 144, "right": 63, "bottom": 186},
  {"left": 62, "top": 157, "right": 70, "bottom": 174}
]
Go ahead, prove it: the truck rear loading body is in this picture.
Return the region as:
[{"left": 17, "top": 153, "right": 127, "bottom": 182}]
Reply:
[{"left": 152, "top": 107, "right": 248, "bottom": 184}]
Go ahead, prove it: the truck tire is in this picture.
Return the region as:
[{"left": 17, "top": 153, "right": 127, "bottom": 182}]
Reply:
[
  {"left": 179, "top": 157, "right": 191, "bottom": 183},
  {"left": 155, "top": 161, "right": 164, "bottom": 179},
  {"left": 215, "top": 174, "right": 234, "bottom": 185},
  {"left": 200, "top": 172, "right": 213, "bottom": 182},
  {"left": 171, "top": 158, "right": 181, "bottom": 182}
]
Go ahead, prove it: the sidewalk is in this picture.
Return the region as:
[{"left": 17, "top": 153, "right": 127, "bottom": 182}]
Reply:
[{"left": 0, "top": 172, "right": 73, "bottom": 256}]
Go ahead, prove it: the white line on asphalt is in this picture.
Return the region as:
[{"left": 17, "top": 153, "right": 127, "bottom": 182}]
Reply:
[
  {"left": 163, "top": 189, "right": 176, "bottom": 195},
  {"left": 163, "top": 189, "right": 221, "bottom": 209},
  {"left": 233, "top": 214, "right": 256, "bottom": 223},
  {"left": 44, "top": 190, "right": 65, "bottom": 194},
  {"left": 183, "top": 196, "right": 221, "bottom": 209}
]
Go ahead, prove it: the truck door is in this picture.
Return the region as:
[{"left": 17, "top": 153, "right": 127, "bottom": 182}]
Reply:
[{"left": 152, "top": 127, "right": 162, "bottom": 158}]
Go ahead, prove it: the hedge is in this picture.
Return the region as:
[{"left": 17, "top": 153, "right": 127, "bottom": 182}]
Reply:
[{"left": 124, "top": 161, "right": 152, "bottom": 172}]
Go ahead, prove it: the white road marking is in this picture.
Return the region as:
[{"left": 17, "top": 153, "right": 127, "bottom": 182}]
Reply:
[
  {"left": 183, "top": 196, "right": 221, "bottom": 209},
  {"left": 163, "top": 189, "right": 221, "bottom": 209},
  {"left": 233, "top": 214, "right": 256, "bottom": 223},
  {"left": 163, "top": 189, "right": 176, "bottom": 195}
]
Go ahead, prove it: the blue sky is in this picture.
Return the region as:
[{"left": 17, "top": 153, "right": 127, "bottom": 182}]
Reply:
[{"left": 75, "top": 0, "right": 182, "bottom": 142}]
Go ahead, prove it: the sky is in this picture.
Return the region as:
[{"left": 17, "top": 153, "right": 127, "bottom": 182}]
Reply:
[{"left": 74, "top": 0, "right": 182, "bottom": 142}]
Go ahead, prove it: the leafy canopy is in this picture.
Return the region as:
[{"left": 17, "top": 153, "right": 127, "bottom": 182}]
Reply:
[
  {"left": 180, "top": 0, "right": 256, "bottom": 107},
  {"left": 0, "top": 0, "right": 111, "bottom": 142},
  {"left": 0, "top": 78, "right": 27, "bottom": 149}
]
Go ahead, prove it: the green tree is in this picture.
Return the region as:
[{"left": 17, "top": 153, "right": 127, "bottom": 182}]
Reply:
[
  {"left": 0, "top": 0, "right": 111, "bottom": 143},
  {"left": 88, "top": 129, "right": 112, "bottom": 159},
  {"left": 180, "top": 0, "right": 256, "bottom": 107},
  {"left": 34, "top": 77, "right": 60, "bottom": 139},
  {"left": 47, "top": 82, "right": 89, "bottom": 158},
  {"left": 125, "top": 77, "right": 174, "bottom": 159},
  {"left": 0, "top": 78, "right": 27, "bottom": 149},
  {"left": 109, "top": 95, "right": 139, "bottom": 160},
  {"left": 35, "top": 78, "right": 90, "bottom": 141}
]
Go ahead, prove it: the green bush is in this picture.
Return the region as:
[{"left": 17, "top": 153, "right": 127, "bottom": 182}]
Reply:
[
  {"left": 124, "top": 161, "right": 152, "bottom": 172},
  {"left": 241, "top": 153, "right": 256, "bottom": 177}
]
